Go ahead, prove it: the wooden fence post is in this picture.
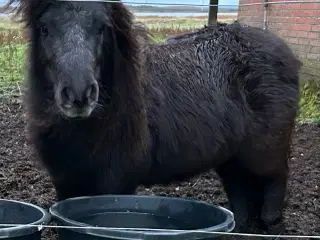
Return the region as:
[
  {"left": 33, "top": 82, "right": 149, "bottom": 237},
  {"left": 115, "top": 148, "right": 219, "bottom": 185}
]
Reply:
[{"left": 208, "top": 0, "right": 219, "bottom": 25}]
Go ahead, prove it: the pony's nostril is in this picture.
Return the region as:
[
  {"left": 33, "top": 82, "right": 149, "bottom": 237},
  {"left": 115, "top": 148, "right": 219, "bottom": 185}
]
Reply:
[
  {"left": 86, "top": 83, "right": 99, "bottom": 102},
  {"left": 60, "top": 87, "right": 74, "bottom": 106}
]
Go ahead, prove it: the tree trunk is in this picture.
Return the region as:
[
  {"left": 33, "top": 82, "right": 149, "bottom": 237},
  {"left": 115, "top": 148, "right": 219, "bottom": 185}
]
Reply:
[{"left": 208, "top": 0, "right": 219, "bottom": 26}]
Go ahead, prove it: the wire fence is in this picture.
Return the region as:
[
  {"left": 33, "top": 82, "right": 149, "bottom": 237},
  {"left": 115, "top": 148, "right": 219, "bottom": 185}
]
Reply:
[
  {"left": 1, "top": 0, "right": 320, "bottom": 7},
  {"left": 0, "top": 223, "right": 320, "bottom": 239}
]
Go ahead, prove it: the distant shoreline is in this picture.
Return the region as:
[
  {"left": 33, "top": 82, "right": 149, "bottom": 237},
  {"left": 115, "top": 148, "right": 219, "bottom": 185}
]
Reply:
[
  {"left": 0, "top": 12, "right": 238, "bottom": 19},
  {"left": 1, "top": 4, "right": 239, "bottom": 14},
  {"left": 128, "top": 5, "right": 238, "bottom": 13},
  {"left": 133, "top": 12, "right": 237, "bottom": 17},
  {"left": 0, "top": 4, "right": 238, "bottom": 20}
]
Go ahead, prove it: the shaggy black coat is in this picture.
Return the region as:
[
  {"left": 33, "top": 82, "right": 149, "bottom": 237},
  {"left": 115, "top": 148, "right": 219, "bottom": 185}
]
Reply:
[
  {"left": 166, "top": 22, "right": 229, "bottom": 43},
  {"left": 8, "top": 0, "right": 301, "bottom": 234}
]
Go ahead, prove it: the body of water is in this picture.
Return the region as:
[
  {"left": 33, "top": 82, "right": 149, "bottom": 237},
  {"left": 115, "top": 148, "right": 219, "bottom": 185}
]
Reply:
[
  {"left": 134, "top": 12, "right": 237, "bottom": 17},
  {"left": 0, "top": 12, "right": 237, "bottom": 18}
]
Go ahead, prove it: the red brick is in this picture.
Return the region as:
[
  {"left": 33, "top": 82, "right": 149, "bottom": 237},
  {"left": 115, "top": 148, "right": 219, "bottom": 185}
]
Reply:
[
  {"left": 255, "top": 10, "right": 264, "bottom": 16},
  {"left": 283, "top": 17, "right": 294, "bottom": 23},
  {"left": 246, "top": 16, "right": 262, "bottom": 22},
  {"left": 300, "top": 3, "right": 320, "bottom": 10},
  {"left": 310, "top": 46, "right": 320, "bottom": 54},
  {"left": 309, "top": 40, "right": 320, "bottom": 47},
  {"left": 290, "top": 3, "right": 301, "bottom": 10},
  {"left": 245, "top": 5, "right": 263, "bottom": 11},
  {"left": 298, "top": 38, "right": 310, "bottom": 45},
  {"left": 275, "top": 23, "right": 285, "bottom": 30},
  {"left": 308, "top": 32, "right": 320, "bottom": 39},
  {"left": 302, "top": 11, "right": 316, "bottom": 17},
  {"left": 297, "top": 31, "right": 309, "bottom": 38},
  {"left": 311, "top": 25, "right": 320, "bottom": 32},
  {"left": 270, "top": 4, "right": 281, "bottom": 10},
  {"left": 278, "top": 29, "right": 289, "bottom": 37},
  {"left": 291, "top": 24, "right": 312, "bottom": 31},
  {"left": 290, "top": 44, "right": 303, "bottom": 52},
  {"left": 269, "top": 16, "right": 293, "bottom": 23},
  {"left": 297, "top": 52, "right": 308, "bottom": 59},
  {"left": 294, "top": 18, "right": 315, "bottom": 25},
  {"left": 280, "top": 10, "right": 293, "bottom": 17},
  {"left": 290, "top": 10, "right": 309, "bottom": 17},
  {"left": 302, "top": 45, "right": 312, "bottom": 53},
  {"left": 282, "top": 24, "right": 294, "bottom": 30},
  {"left": 267, "top": 24, "right": 278, "bottom": 31},
  {"left": 288, "top": 38, "right": 299, "bottom": 44},
  {"left": 269, "top": 10, "right": 281, "bottom": 16},
  {"left": 252, "top": 16, "right": 262, "bottom": 22},
  {"left": 244, "top": 0, "right": 262, "bottom": 3},
  {"left": 287, "top": 31, "right": 298, "bottom": 37},
  {"left": 314, "top": 10, "right": 320, "bottom": 17},
  {"left": 279, "top": 4, "right": 291, "bottom": 10}
]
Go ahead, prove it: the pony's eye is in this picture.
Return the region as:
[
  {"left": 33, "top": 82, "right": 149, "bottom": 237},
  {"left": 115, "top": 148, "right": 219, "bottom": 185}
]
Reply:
[
  {"left": 97, "top": 24, "right": 105, "bottom": 35},
  {"left": 39, "top": 24, "right": 48, "bottom": 37},
  {"left": 93, "top": 19, "right": 105, "bottom": 35}
]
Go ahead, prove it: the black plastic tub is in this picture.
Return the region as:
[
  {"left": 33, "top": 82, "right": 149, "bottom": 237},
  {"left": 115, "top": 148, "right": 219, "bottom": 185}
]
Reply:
[
  {"left": 0, "top": 199, "right": 51, "bottom": 240},
  {"left": 50, "top": 195, "right": 235, "bottom": 240}
]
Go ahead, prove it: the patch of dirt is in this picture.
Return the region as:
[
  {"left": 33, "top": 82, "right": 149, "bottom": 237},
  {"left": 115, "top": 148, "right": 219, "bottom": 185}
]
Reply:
[{"left": 0, "top": 97, "right": 319, "bottom": 240}]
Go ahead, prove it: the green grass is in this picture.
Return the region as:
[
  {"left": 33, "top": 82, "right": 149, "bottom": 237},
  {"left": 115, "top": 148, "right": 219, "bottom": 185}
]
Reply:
[
  {"left": 298, "top": 81, "right": 320, "bottom": 124},
  {"left": 0, "top": 16, "right": 319, "bottom": 123},
  {"left": 0, "top": 17, "right": 22, "bottom": 29},
  {"left": 136, "top": 16, "right": 208, "bottom": 32},
  {"left": 0, "top": 25, "right": 26, "bottom": 95},
  {"left": 0, "top": 44, "right": 25, "bottom": 84}
]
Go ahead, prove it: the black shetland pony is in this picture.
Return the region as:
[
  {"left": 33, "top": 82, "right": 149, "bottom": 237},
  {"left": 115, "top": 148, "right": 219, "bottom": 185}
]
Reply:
[{"left": 8, "top": 0, "right": 301, "bottom": 234}]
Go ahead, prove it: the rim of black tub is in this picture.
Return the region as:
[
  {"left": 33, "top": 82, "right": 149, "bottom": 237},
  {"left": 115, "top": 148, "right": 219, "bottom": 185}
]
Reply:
[
  {"left": 49, "top": 195, "right": 235, "bottom": 240},
  {"left": 0, "top": 198, "right": 51, "bottom": 239}
]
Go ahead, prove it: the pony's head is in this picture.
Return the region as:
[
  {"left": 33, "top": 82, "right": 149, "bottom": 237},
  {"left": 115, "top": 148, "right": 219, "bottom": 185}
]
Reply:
[{"left": 10, "top": 0, "right": 143, "bottom": 119}]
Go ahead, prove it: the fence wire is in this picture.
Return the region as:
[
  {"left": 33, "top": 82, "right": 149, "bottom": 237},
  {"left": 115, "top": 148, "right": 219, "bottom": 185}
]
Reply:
[
  {"left": 0, "top": 223, "right": 320, "bottom": 239},
  {"left": 1, "top": 0, "right": 320, "bottom": 7}
]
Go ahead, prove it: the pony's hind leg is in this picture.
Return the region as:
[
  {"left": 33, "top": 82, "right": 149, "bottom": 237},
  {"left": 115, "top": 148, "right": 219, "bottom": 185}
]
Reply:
[
  {"left": 259, "top": 167, "right": 288, "bottom": 234},
  {"left": 243, "top": 168, "right": 288, "bottom": 234},
  {"left": 240, "top": 142, "right": 291, "bottom": 234},
  {"left": 216, "top": 158, "right": 251, "bottom": 233}
]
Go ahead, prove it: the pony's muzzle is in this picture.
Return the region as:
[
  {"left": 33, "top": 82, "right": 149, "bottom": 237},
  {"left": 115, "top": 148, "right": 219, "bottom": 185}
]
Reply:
[{"left": 56, "top": 81, "right": 99, "bottom": 118}]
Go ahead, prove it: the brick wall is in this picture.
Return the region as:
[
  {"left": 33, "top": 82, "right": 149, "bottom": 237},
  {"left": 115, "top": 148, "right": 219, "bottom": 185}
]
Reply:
[
  {"left": 238, "top": 0, "right": 264, "bottom": 28},
  {"left": 238, "top": 0, "right": 320, "bottom": 82}
]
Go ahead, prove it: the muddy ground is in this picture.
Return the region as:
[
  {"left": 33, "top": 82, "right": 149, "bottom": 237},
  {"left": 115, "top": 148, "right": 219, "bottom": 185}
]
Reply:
[{"left": 0, "top": 96, "right": 319, "bottom": 240}]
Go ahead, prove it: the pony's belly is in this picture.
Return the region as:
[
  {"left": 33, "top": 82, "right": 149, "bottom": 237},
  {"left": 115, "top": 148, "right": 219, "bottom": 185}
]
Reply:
[{"left": 144, "top": 143, "right": 230, "bottom": 186}]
